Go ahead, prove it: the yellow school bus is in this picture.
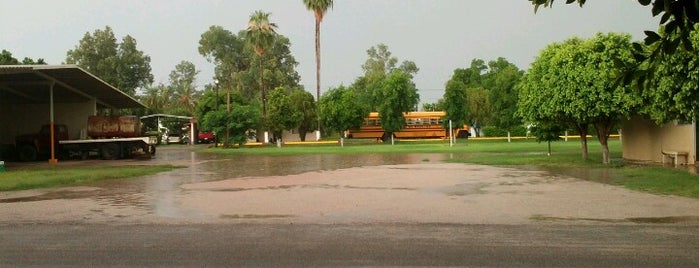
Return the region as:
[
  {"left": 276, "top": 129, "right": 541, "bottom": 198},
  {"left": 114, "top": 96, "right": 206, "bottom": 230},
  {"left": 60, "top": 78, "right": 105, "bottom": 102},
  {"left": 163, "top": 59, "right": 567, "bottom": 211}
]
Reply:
[{"left": 347, "top": 111, "right": 470, "bottom": 140}]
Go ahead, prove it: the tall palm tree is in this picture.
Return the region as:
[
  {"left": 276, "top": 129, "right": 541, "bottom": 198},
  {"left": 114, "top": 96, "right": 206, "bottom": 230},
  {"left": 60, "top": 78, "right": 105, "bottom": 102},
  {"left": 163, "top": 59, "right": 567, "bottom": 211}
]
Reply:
[
  {"left": 245, "top": 10, "right": 278, "bottom": 131},
  {"left": 303, "top": 0, "right": 333, "bottom": 137}
]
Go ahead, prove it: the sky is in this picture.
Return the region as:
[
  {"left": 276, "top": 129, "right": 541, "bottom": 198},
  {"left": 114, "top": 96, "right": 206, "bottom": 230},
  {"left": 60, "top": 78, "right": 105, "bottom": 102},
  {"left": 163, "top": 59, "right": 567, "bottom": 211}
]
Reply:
[{"left": 1, "top": 0, "right": 659, "bottom": 105}]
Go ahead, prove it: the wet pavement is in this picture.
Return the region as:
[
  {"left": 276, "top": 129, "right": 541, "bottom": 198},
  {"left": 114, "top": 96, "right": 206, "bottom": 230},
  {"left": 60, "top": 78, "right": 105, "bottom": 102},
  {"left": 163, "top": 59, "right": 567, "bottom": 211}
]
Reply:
[
  {"left": 3, "top": 145, "right": 699, "bottom": 266},
  {"left": 2, "top": 145, "right": 699, "bottom": 225}
]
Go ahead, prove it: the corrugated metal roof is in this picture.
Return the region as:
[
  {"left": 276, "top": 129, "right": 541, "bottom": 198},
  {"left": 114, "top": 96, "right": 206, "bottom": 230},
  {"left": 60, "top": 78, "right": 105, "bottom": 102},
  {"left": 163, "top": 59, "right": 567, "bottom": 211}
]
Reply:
[{"left": 0, "top": 64, "right": 145, "bottom": 109}]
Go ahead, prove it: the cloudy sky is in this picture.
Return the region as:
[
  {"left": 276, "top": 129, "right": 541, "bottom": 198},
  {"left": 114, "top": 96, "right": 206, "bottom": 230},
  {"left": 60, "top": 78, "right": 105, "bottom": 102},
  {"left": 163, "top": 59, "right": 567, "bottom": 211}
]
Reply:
[{"left": 1, "top": 0, "right": 659, "bottom": 104}]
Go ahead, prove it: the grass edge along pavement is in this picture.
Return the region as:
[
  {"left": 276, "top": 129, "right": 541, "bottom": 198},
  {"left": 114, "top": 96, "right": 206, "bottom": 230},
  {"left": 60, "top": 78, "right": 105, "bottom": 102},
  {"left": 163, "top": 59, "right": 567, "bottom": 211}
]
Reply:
[
  {"left": 0, "top": 165, "right": 178, "bottom": 191},
  {"left": 205, "top": 138, "right": 699, "bottom": 198}
]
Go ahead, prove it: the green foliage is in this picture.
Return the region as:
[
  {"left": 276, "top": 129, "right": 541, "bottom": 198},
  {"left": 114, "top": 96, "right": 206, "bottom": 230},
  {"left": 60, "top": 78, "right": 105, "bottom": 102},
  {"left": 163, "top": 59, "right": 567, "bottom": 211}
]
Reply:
[
  {"left": 267, "top": 87, "right": 303, "bottom": 139},
  {"left": 353, "top": 44, "right": 419, "bottom": 111},
  {"left": 65, "top": 26, "right": 153, "bottom": 97},
  {"left": 444, "top": 57, "right": 524, "bottom": 135},
  {"left": 303, "top": 0, "right": 334, "bottom": 21},
  {"left": 466, "top": 87, "right": 489, "bottom": 131},
  {"left": 422, "top": 99, "right": 445, "bottom": 112},
  {"left": 139, "top": 83, "right": 169, "bottom": 114},
  {"left": 197, "top": 88, "right": 260, "bottom": 145},
  {"left": 376, "top": 71, "right": 419, "bottom": 134},
  {"left": 442, "top": 79, "right": 468, "bottom": 130},
  {"left": 529, "top": 122, "right": 564, "bottom": 143},
  {"left": 201, "top": 103, "right": 261, "bottom": 146},
  {"left": 199, "top": 25, "right": 300, "bottom": 103},
  {"left": 517, "top": 32, "right": 640, "bottom": 163},
  {"left": 245, "top": 10, "right": 278, "bottom": 57},
  {"left": 198, "top": 26, "right": 249, "bottom": 96},
  {"left": 288, "top": 88, "right": 317, "bottom": 141},
  {"left": 531, "top": 1, "right": 699, "bottom": 121},
  {"left": 319, "top": 85, "right": 368, "bottom": 136},
  {"left": 485, "top": 58, "right": 524, "bottom": 131},
  {"left": 168, "top": 61, "right": 201, "bottom": 114},
  {"left": 0, "top": 49, "right": 46, "bottom": 65},
  {"left": 641, "top": 26, "right": 699, "bottom": 123}
]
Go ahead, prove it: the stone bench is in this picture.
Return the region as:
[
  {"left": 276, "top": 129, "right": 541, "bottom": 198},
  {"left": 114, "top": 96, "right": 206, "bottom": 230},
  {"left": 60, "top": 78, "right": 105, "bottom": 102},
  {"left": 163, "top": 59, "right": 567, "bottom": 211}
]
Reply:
[{"left": 661, "top": 148, "right": 689, "bottom": 167}]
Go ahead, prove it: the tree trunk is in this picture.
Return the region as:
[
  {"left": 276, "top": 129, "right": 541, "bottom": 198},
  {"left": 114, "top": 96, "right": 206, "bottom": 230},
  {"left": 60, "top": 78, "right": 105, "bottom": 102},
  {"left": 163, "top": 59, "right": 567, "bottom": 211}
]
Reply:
[
  {"left": 260, "top": 56, "right": 266, "bottom": 139},
  {"left": 595, "top": 121, "right": 614, "bottom": 164},
  {"left": 225, "top": 84, "right": 231, "bottom": 148},
  {"left": 315, "top": 16, "right": 322, "bottom": 136},
  {"left": 299, "top": 128, "right": 307, "bottom": 142},
  {"left": 576, "top": 123, "right": 589, "bottom": 160}
]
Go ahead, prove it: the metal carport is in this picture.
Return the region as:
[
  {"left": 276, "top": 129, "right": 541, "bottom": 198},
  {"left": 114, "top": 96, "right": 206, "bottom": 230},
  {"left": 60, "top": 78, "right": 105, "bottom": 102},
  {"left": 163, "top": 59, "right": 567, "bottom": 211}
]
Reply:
[{"left": 0, "top": 65, "right": 145, "bottom": 163}]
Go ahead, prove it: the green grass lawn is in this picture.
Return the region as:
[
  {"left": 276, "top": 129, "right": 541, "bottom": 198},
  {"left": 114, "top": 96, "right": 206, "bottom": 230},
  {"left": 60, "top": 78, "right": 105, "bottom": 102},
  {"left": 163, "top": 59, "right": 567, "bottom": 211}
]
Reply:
[{"left": 0, "top": 165, "right": 177, "bottom": 191}]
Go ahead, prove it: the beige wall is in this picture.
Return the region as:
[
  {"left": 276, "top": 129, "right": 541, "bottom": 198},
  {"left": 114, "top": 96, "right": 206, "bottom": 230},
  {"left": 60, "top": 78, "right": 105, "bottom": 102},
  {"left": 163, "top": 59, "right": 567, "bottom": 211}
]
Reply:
[
  {"left": 0, "top": 100, "right": 96, "bottom": 144},
  {"left": 621, "top": 116, "right": 695, "bottom": 164}
]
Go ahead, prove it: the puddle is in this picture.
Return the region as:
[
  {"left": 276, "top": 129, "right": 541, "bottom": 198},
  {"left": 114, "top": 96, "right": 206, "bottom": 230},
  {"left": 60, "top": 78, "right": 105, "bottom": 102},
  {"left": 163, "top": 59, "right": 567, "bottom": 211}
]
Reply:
[{"left": 5, "top": 147, "right": 460, "bottom": 219}]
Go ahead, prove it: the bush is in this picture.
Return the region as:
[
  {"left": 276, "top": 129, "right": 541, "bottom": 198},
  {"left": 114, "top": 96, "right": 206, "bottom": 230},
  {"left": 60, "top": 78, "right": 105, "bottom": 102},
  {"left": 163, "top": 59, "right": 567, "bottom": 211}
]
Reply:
[{"left": 482, "top": 126, "right": 527, "bottom": 137}]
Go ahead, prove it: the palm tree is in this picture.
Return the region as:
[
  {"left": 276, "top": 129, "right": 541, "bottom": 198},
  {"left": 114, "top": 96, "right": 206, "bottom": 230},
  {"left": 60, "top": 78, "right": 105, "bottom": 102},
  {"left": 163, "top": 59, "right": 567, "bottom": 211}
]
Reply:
[
  {"left": 303, "top": 0, "right": 333, "bottom": 138},
  {"left": 245, "top": 10, "right": 278, "bottom": 133}
]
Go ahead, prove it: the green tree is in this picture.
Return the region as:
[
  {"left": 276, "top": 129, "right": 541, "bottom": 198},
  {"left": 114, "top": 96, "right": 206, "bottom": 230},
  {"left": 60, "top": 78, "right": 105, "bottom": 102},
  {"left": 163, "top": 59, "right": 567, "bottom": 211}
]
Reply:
[
  {"left": 0, "top": 50, "right": 46, "bottom": 65},
  {"left": 375, "top": 70, "right": 420, "bottom": 143},
  {"left": 303, "top": 0, "right": 334, "bottom": 136},
  {"left": 245, "top": 10, "right": 278, "bottom": 126},
  {"left": 445, "top": 59, "right": 490, "bottom": 135},
  {"left": 529, "top": 121, "right": 565, "bottom": 156},
  {"left": 139, "top": 83, "right": 170, "bottom": 114},
  {"left": 352, "top": 44, "right": 419, "bottom": 111},
  {"left": 267, "top": 86, "right": 302, "bottom": 141},
  {"left": 442, "top": 79, "right": 469, "bottom": 136},
  {"left": 198, "top": 25, "right": 249, "bottom": 108},
  {"left": 485, "top": 58, "right": 525, "bottom": 135},
  {"left": 531, "top": 0, "right": 699, "bottom": 117},
  {"left": 448, "top": 57, "right": 523, "bottom": 136},
  {"left": 466, "top": 87, "right": 489, "bottom": 137},
  {"left": 319, "top": 85, "right": 368, "bottom": 138},
  {"left": 450, "top": 59, "right": 486, "bottom": 88},
  {"left": 198, "top": 90, "right": 261, "bottom": 146},
  {"left": 66, "top": 26, "right": 153, "bottom": 97},
  {"left": 168, "top": 61, "right": 200, "bottom": 114},
  {"left": 518, "top": 33, "right": 640, "bottom": 164},
  {"left": 641, "top": 25, "right": 699, "bottom": 123},
  {"left": 422, "top": 99, "right": 445, "bottom": 111},
  {"left": 289, "top": 88, "right": 318, "bottom": 141},
  {"left": 199, "top": 26, "right": 300, "bottom": 103},
  {"left": 249, "top": 35, "right": 302, "bottom": 99}
]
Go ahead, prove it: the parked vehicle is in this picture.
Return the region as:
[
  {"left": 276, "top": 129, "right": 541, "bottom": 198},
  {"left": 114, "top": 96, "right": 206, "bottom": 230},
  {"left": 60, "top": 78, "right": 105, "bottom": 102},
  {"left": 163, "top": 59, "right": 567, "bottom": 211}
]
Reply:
[
  {"left": 347, "top": 111, "right": 470, "bottom": 141},
  {"left": 15, "top": 116, "right": 157, "bottom": 161},
  {"left": 198, "top": 131, "right": 216, "bottom": 144},
  {"left": 162, "top": 129, "right": 183, "bottom": 145}
]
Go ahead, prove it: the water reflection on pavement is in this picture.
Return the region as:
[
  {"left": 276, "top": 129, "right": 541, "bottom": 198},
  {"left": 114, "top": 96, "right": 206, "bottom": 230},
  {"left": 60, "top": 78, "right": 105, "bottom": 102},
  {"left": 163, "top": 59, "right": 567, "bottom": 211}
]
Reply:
[{"left": 86, "top": 146, "right": 451, "bottom": 220}]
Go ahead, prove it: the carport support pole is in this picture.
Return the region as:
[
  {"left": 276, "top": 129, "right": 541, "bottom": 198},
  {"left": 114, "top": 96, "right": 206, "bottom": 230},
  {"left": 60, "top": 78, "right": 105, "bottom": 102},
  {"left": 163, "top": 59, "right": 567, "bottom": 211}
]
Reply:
[{"left": 49, "top": 82, "right": 58, "bottom": 164}]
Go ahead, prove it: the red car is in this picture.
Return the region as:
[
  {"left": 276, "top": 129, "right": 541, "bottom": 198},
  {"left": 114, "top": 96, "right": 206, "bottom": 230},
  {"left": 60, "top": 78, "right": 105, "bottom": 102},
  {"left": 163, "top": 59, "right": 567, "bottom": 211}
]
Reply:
[{"left": 198, "top": 131, "right": 216, "bottom": 144}]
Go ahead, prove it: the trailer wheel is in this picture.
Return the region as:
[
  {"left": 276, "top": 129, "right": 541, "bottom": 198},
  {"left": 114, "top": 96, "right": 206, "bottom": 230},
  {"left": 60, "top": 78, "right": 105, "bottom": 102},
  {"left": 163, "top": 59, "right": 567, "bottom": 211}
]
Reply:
[
  {"left": 18, "top": 144, "right": 38, "bottom": 162},
  {"left": 148, "top": 145, "right": 156, "bottom": 155},
  {"left": 100, "top": 143, "right": 120, "bottom": 160}
]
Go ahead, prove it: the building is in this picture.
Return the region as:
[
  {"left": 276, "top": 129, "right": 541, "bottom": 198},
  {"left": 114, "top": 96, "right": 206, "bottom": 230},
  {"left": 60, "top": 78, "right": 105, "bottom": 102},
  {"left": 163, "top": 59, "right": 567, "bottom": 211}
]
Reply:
[{"left": 621, "top": 115, "right": 697, "bottom": 166}]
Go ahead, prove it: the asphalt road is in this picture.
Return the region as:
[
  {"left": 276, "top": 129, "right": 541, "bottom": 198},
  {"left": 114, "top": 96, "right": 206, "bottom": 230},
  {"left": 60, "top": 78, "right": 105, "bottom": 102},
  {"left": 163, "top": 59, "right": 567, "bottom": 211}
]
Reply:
[{"left": 2, "top": 222, "right": 698, "bottom": 267}]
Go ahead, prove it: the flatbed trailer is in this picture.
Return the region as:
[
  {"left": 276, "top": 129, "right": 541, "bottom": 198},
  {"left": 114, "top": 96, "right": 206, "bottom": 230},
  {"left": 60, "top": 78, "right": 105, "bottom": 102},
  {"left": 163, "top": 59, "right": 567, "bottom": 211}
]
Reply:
[{"left": 59, "top": 136, "right": 157, "bottom": 160}]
